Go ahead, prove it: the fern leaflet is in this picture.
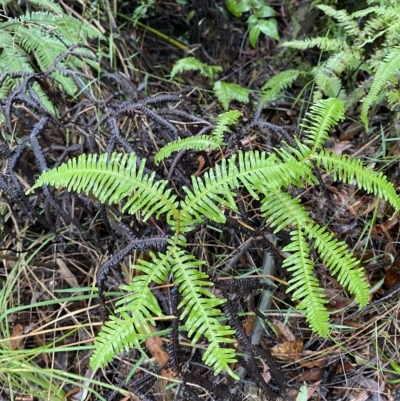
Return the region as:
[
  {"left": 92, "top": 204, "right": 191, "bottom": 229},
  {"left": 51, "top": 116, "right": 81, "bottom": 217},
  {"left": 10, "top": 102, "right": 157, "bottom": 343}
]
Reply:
[
  {"left": 283, "top": 230, "right": 330, "bottom": 336},
  {"left": 29, "top": 152, "right": 180, "bottom": 221},
  {"left": 213, "top": 81, "right": 251, "bottom": 110},
  {"left": 361, "top": 46, "right": 400, "bottom": 130},
  {"left": 317, "top": 5, "right": 360, "bottom": 36},
  {"left": 170, "top": 237, "right": 237, "bottom": 378},
  {"left": 300, "top": 98, "right": 345, "bottom": 156},
  {"left": 282, "top": 37, "right": 346, "bottom": 52},
  {"left": 306, "top": 225, "right": 369, "bottom": 307},
  {"left": 170, "top": 57, "right": 222, "bottom": 80},
  {"left": 261, "top": 70, "right": 300, "bottom": 102},
  {"left": 313, "top": 150, "right": 400, "bottom": 211},
  {"left": 154, "top": 111, "right": 242, "bottom": 163},
  {"left": 211, "top": 110, "right": 242, "bottom": 144}
]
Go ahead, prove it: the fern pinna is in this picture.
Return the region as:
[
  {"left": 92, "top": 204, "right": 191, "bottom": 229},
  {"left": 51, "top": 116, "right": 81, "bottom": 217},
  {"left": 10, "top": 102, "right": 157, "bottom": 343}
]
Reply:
[{"left": 29, "top": 97, "right": 400, "bottom": 377}]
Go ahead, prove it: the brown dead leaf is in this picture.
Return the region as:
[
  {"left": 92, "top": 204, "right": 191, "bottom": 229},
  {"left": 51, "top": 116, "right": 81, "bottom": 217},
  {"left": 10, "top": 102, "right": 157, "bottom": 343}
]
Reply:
[
  {"left": 145, "top": 326, "right": 175, "bottom": 401},
  {"left": 337, "top": 361, "right": 355, "bottom": 373},
  {"left": 296, "top": 368, "right": 322, "bottom": 382},
  {"left": 194, "top": 155, "right": 205, "bottom": 177},
  {"left": 243, "top": 313, "right": 255, "bottom": 336},
  {"left": 306, "top": 380, "right": 321, "bottom": 399},
  {"left": 349, "top": 391, "right": 370, "bottom": 401},
  {"left": 323, "top": 288, "right": 353, "bottom": 309},
  {"left": 339, "top": 122, "right": 363, "bottom": 141},
  {"left": 326, "top": 185, "right": 357, "bottom": 215},
  {"left": 384, "top": 251, "right": 400, "bottom": 289},
  {"left": 271, "top": 339, "right": 303, "bottom": 361},
  {"left": 348, "top": 377, "right": 384, "bottom": 401},
  {"left": 56, "top": 258, "right": 79, "bottom": 289},
  {"left": 388, "top": 141, "right": 400, "bottom": 157},
  {"left": 10, "top": 323, "right": 24, "bottom": 350},
  {"left": 333, "top": 140, "right": 354, "bottom": 155},
  {"left": 360, "top": 196, "right": 379, "bottom": 215},
  {"left": 145, "top": 326, "right": 176, "bottom": 380},
  {"left": 260, "top": 359, "right": 272, "bottom": 384},
  {"left": 272, "top": 320, "right": 295, "bottom": 342},
  {"left": 299, "top": 357, "right": 328, "bottom": 369}
]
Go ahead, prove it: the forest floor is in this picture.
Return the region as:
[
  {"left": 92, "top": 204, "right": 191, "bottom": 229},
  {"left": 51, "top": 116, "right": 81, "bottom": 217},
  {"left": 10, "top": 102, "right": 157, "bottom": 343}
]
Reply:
[{"left": 1, "top": 1, "right": 400, "bottom": 401}]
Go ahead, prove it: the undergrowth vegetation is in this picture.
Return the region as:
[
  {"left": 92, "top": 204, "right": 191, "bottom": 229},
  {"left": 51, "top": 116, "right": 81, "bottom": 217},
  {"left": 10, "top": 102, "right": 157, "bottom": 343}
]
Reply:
[
  {"left": 32, "top": 97, "right": 400, "bottom": 376},
  {"left": 2, "top": 0, "right": 400, "bottom": 400}
]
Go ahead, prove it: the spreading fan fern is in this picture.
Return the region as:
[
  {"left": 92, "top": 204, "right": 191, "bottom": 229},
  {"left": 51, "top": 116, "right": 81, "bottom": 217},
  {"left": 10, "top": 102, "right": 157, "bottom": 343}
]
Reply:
[{"left": 29, "top": 95, "right": 400, "bottom": 377}]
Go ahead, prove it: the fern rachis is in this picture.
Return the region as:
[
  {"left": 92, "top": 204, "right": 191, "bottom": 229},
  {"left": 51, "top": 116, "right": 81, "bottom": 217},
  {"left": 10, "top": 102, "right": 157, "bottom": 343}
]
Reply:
[{"left": 29, "top": 96, "right": 400, "bottom": 378}]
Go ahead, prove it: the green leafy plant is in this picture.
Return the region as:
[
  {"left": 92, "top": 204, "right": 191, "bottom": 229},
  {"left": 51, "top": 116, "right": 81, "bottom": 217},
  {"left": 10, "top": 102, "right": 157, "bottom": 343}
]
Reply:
[
  {"left": 260, "top": 69, "right": 301, "bottom": 102},
  {"left": 131, "top": 0, "right": 157, "bottom": 25},
  {"left": 281, "top": 0, "right": 400, "bottom": 130},
  {"left": 225, "top": 0, "right": 279, "bottom": 46},
  {"left": 154, "top": 110, "right": 242, "bottom": 162},
  {"left": 0, "top": 0, "right": 103, "bottom": 105},
  {"left": 171, "top": 58, "right": 301, "bottom": 109},
  {"left": 28, "top": 97, "right": 400, "bottom": 378},
  {"left": 170, "top": 57, "right": 222, "bottom": 80},
  {"left": 213, "top": 81, "right": 251, "bottom": 110}
]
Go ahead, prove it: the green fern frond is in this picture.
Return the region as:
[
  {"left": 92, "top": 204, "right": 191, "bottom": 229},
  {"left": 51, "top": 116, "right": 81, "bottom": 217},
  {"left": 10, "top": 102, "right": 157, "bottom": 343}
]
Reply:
[
  {"left": 170, "top": 57, "right": 222, "bottom": 80},
  {"left": 8, "top": 24, "right": 78, "bottom": 94},
  {"left": 0, "top": 7, "right": 102, "bottom": 102},
  {"left": 154, "top": 136, "right": 222, "bottom": 164},
  {"left": 154, "top": 111, "right": 242, "bottom": 164},
  {"left": 212, "top": 110, "right": 243, "bottom": 143},
  {"left": 313, "top": 150, "right": 400, "bottom": 210},
  {"left": 170, "top": 237, "right": 237, "bottom": 377},
  {"left": 261, "top": 188, "right": 369, "bottom": 333},
  {"left": 351, "top": 5, "right": 382, "bottom": 19},
  {"left": 178, "top": 151, "right": 315, "bottom": 232},
  {"left": 236, "top": 151, "right": 316, "bottom": 193},
  {"left": 317, "top": 5, "right": 360, "bottom": 36},
  {"left": 90, "top": 243, "right": 173, "bottom": 370},
  {"left": 117, "top": 250, "right": 172, "bottom": 316},
  {"left": 25, "top": 11, "right": 103, "bottom": 40},
  {"left": 15, "top": 24, "right": 66, "bottom": 61},
  {"left": 306, "top": 225, "right": 369, "bottom": 306},
  {"left": 276, "top": 137, "right": 314, "bottom": 165},
  {"left": 387, "top": 88, "right": 400, "bottom": 110},
  {"left": 0, "top": 34, "right": 57, "bottom": 112},
  {"left": 0, "top": 0, "right": 64, "bottom": 13},
  {"left": 29, "top": 152, "right": 180, "bottom": 221},
  {"left": 352, "top": 6, "right": 400, "bottom": 44},
  {"left": 0, "top": 32, "right": 33, "bottom": 73},
  {"left": 179, "top": 158, "right": 238, "bottom": 230},
  {"left": 282, "top": 37, "right": 346, "bottom": 52},
  {"left": 90, "top": 311, "right": 150, "bottom": 370},
  {"left": 313, "top": 67, "right": 346, "bottom": 100},
  {"left": 300, "top": 98, "right": 345, "bottom": 155},
  {"left": 260, "top": 190, "right": 314, "bottom": 232},
  {"left": 325, "top": 50, "right": 362, "bottom": 77},
  {"left": 260, "top": 70, "right": 300, "bottom": 102},
  {"left": 213, "top": 81, "right": 251, "bottom": 110},
  {"left": 361, "top": 46, "right": 400, "bottom": 130},
  {"left": 283, "top": 230, "right": 330, "bottom": 336},
  {"left": 310, "top": 48, "right": 362, "bottom": 100}
]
